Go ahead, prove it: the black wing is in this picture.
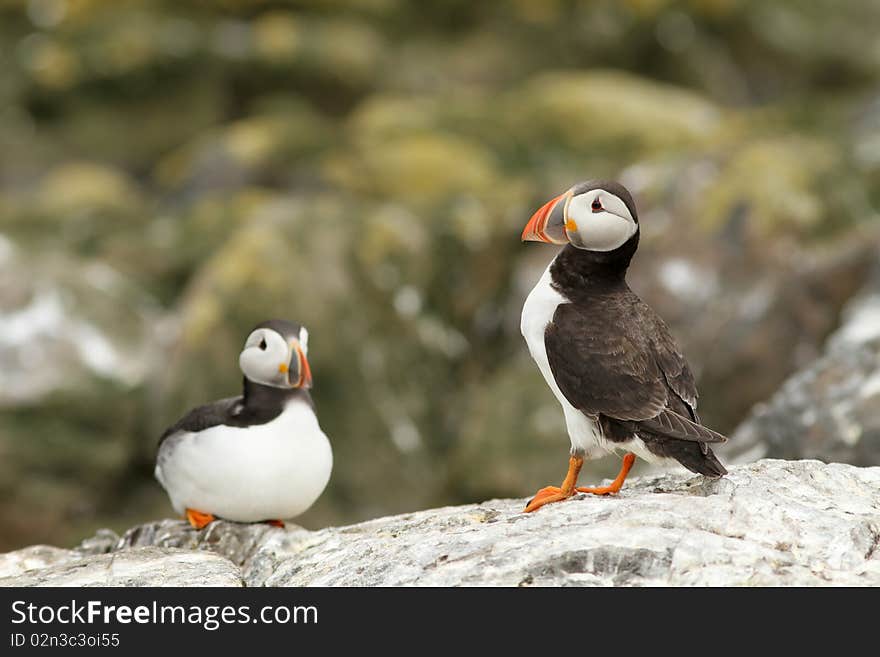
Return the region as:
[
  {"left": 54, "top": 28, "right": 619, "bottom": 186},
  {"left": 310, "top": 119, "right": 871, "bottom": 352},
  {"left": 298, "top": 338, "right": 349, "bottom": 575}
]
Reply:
[
  {"left": 157, "top": 396, "right": 242, "bottom": 449},
  {"left": 544, "top": 297, "right": 725, "bottom": 445}
]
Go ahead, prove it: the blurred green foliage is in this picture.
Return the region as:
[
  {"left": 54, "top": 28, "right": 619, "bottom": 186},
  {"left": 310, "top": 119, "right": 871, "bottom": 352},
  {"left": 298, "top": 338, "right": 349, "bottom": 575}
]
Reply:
[{"left": 1, "top": 0, "right": 879, "bottom": 550}]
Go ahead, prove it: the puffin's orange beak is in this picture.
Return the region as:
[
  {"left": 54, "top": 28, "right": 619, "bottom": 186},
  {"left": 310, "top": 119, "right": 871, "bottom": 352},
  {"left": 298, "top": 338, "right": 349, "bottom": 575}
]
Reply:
[
  {"left": 521, "top": 191, "right": 570, "bottom": 244},
  {"left": 297, "top": 346, "right": 312, "bottom": 389},
  {"left": 289, "top": 344, "right": 312, "bottom": 389}
]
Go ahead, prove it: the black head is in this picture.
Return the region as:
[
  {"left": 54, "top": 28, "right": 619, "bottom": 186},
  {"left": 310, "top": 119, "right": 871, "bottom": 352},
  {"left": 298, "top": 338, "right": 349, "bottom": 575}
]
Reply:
[{"left": 252, "top": 319, "right": 307, "bottom": 342}]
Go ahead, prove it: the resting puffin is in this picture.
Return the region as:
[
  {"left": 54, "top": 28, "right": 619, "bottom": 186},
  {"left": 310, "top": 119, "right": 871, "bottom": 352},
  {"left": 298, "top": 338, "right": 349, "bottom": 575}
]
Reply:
[
  {"left": 520, "top": 180, "right": 727, "bottom": 512},
  {"left": 155, "top": 319, "right": 332, "bottom": 529}
]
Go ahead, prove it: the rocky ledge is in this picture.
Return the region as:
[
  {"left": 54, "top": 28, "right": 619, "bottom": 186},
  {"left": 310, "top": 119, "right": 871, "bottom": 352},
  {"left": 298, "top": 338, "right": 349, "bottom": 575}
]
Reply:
[{"left": 1, "top": 459, "right": 878, "bottom": 587}]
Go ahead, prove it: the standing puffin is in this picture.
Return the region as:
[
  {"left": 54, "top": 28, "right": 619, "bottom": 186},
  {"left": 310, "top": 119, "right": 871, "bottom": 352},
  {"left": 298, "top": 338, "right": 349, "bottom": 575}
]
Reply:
[
  {"left": 155, "top": 319, "right": 332, "bottom": 529},
  {"left": 520, "top": 180, "right": 727, "bottom": 513}
]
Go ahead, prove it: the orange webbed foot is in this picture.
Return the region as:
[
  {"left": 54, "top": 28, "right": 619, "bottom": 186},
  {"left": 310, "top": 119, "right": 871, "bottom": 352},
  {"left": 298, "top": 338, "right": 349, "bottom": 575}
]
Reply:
[
  {"left": 523, "top": 454, "right": 585, "bottom": 513},
  {"left": 265, "top": 519, "right": 285, "bottom": 528},
  {"left": 524, "top": 485, "right": 576, "bottom": 513},
  {"left": 185, "top": 508, "right": 216, "bottom": 530}
]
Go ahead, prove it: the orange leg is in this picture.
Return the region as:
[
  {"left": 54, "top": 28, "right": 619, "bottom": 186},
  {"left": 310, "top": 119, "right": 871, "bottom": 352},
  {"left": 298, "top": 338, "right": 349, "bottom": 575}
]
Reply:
[
  {"left": 265, "top": 519, "right": 285, "bottom": 528},
  {"left": 185, "top": 508, "right": 216, "bottom": 530},
  {"left": 576, "top": 453, "right": 636, "bottom": 495},
  {"left": 524, "top": 454, "right": 584, "bottom": 513}
]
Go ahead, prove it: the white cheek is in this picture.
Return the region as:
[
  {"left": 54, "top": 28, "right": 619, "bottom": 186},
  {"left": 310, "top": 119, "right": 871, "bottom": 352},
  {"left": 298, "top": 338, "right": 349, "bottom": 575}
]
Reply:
[
  {"left": 574, "top": 212, "right": 636, "bottom": 252},
  {"left": 239, "top": 334, "right": 289, "bottom": 387},
  {"left": 239, "top": 349, "right": 274, "bottom": 385}
]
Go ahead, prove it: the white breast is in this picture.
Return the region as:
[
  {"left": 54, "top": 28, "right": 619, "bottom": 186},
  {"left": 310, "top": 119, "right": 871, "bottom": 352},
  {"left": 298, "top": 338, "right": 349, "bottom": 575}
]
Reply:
[
  {"left": 521, "top": 258, "right": 610, "bottom": 457},
  {"left": 155, "top": 398, "right": 333, "bottom": 522}
]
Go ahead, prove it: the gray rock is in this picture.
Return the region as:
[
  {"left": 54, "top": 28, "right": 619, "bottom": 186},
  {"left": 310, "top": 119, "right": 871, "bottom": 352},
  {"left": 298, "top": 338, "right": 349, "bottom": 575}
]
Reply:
[
  {"left": 76, "top": 528, "right": 122, "bottom": 556},
  {"left": 0, "top": 547, "right": 243, "bottom": 587},
  {"left": 113, "top": 518, "right": 280, "bottom": 566},
  {"left": 2, "top": 459, "right": 878, "bottom": 586},
  {"left": 0, "top": 545, "right": 75, "bottom": 580},
  {"left": 727, "top": 267, "right": 880, "bottom": 466},
  {"left": 245, "top": 459, "right": 880, "bottom": 586}
]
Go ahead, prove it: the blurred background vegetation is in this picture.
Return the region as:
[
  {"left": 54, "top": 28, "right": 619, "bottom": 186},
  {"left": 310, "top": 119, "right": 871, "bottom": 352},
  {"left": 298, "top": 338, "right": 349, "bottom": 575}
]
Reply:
[{"left": 1, "top": 0, "right": 879, "bottom": 551}]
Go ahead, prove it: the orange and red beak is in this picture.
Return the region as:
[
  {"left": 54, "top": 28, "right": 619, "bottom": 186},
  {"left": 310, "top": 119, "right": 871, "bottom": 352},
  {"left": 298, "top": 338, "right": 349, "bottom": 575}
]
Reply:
[
  {"left": 521, "top": 190, "right": 571, "bottom": 244},
  {"left": 289, "top": 343, "right": 312, "bottom": 389}
]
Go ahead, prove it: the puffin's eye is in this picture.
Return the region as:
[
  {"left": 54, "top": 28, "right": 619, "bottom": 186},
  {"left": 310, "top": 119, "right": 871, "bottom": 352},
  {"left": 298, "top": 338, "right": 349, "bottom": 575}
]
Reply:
[
  {"left": 591, "top": 198, "right": 603, "bottom": 211},
  {"left": 259, "top": 338, "right": 267, "bottom": 351}
]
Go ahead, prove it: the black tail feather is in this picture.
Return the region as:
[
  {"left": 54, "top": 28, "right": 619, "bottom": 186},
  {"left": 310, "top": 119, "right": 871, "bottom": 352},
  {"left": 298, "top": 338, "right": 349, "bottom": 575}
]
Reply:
[{"left": 640, "top": 434, "right": 728, "bottom": 477}]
